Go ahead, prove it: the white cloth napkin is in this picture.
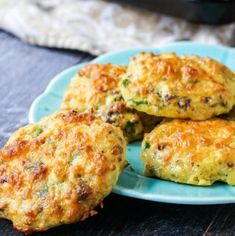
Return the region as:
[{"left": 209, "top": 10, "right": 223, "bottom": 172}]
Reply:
[{"left": 0, "top": 0, "right": 235, "bottom": 55}]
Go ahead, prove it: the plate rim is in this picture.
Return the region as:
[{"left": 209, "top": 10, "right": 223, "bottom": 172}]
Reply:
[
  {"left": 28, "top": 41, "right": 235, "bottom": 205},
  {"left": 113, "top": 169, "right": 235, "bottom": 205}
]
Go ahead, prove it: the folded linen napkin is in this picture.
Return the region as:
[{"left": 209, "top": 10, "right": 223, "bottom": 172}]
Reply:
[{"left": 0, "top": 0, "right": 235, "bottom": 55}]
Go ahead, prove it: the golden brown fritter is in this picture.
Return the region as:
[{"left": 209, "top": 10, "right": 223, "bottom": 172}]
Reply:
[
  {"left": 61, "top": 64, "right": 159, "bottom": 142},
  {"left": 120, "top": 52, "right": 235, "bottom": 120},
  {"left": 141, "top": 119, "right": 235, "bottom": 186},
  {"left": 0, "top": 111, "right": 126, "bottom": 233}
]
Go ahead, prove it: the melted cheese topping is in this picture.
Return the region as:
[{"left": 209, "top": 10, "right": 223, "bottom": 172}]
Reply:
[
  {"left": 120, "top": 52, "right": 235, "bottom": 120},
  {"left": 142, "top": 119, "right": 235, "bottom": 186},
  {"left": 61, "top": 64, "right": 159, "bottom": 142},
  {"left": 0, "top": 111, "right": 126, "bottom": 233}
]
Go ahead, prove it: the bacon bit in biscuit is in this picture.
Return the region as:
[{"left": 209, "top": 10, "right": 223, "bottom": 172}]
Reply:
[
  {"left": 227, "top": 162, "right": 234, "bottom": 168},
  {"left": 164, "top": 94, "right": 176, "bottom": 104},
  {"left": 177, "top": 97, "right": 191, "bottom": 110},
  {"left": 110, "top": 164, "right": 116, "bottom": 171},
  {"left": 77, "top": 183, "right": 93, "bottom": 201},
  {"left": 157, "top": 143, "right": 167, "bottom": 151},
  {"left": 112, "top": 145, "right": 123, "bottom": 155},
  {"left": 202, "top": 96, "right": 212, "bottom": 104},
  {"left": 0, "top": 175, "right": 7, "bottom": 184}
]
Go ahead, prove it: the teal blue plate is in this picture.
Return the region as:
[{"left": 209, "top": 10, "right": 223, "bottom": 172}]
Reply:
[{"left": 29, "top": 42, "right": 235, "bottom": 205}]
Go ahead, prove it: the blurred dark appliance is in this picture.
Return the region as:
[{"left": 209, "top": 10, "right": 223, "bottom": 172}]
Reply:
[{"left": 107, "top": 0, "right": 235, "bottom": 25}]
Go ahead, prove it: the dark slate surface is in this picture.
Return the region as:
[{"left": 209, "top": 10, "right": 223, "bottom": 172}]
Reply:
[{"left": 0, "top": 30, "right": 235, "bottom": 236}]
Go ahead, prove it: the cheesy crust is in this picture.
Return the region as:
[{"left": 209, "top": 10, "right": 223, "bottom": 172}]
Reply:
[
  {"left": 141, "top": 119, "right": 235, "bottom": 186},
  {"left": 61, "top": 64, "right": 159, "bottom": 142},
  {"left": 0, "top": 111, "right": 126, "bottom": 233},
  {"left": 120, "top": 52, "right": 235, "bottom": 120}
]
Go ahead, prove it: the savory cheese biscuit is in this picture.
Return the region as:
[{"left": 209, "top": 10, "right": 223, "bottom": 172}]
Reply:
[
  {"left": 61, "top": 64, "right": 159, "bottom": 142},
  {"left": 120, "top": 52, "right": 235, "bottom": 120},
  {"left": 141, "top": 119, "right": 235, "bottom": 186},
  {"left": 0, "top": 111, "right": 126, "bottom": 233}
]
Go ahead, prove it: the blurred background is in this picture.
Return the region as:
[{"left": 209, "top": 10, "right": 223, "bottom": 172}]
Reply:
[{"left": 0, "top": 0, "right": 235, "bottom": 55}]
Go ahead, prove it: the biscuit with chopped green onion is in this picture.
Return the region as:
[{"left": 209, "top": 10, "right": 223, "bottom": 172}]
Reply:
[
  {"left": 0, "top": 111, "right": 126, "bottom": 233},
  {"left": 141, "top": 119, "right": 235, "bottom": 186},
  {"left": 120, "top": 52, "right": 235, "bottom": 120}
]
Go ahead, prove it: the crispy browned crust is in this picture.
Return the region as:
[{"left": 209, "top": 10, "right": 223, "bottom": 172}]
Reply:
[
  {"left": 142, "top": 119, "right": 235, "bottom": 186},
  {"left": 120, "top": 52, "right": 235, "bottom": 120},
  {"left": 0, "top": 111, "right": 126, "bottom": 233},
  {"left": 61, "top": 64, "right": 159, "bottom": 142}
]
